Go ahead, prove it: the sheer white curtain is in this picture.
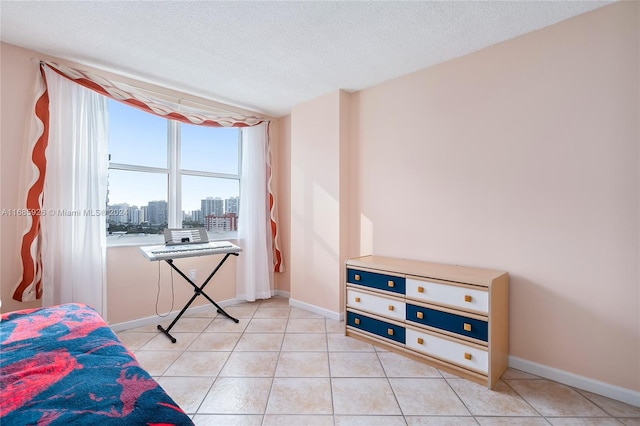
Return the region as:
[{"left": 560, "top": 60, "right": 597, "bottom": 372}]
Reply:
[
  {"left": 236, "top": 122, "right": 274, "bottom": 301},
  {"left": 41, "top": 68, "right": 109, "bottom": 317}
]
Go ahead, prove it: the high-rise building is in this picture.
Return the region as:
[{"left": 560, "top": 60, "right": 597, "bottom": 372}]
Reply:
[
  {"left": 108, "top": 203, "right": 129, "bottom": 223},
  {"left": 225, "top": 196, "right": 239, "bottom": 214},
  {"left": 201, "top": 197, "right": 224, "bottom": 217},
  {"left": 192, "top": 209, "right": 202, "bottom": 224},
  {"left": 147, "top": 200, "right": 168, "bottom": 225},
  {"left": 128, "top": 206, "right": 141, "bottom": 224}
]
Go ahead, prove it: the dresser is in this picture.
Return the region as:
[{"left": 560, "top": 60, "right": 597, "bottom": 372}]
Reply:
[{"left": 345, "top": 255, "right": 509, "bottom": 389}]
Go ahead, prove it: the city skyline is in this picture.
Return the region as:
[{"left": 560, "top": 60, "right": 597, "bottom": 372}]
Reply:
[
  {"left": 107, "top": 98, "right": 241, "bottom": 212},
  {"left": 108, "top": 195, "right": 240, "bottom": 223},
  {"left": 107, "top": 194, "right": 240, "bottom": 234},
  {"left": 108, "top": 195, "right": 239, "bottom": 211}
]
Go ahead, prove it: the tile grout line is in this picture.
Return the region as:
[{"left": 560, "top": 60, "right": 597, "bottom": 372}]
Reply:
[
  {"left": 374, "top": 346, "right": 410, "bottom": 424},
  {"left": 188, "top": 311, "right": 218, "bottom": 418},
  {"left": 327, "top": 317, "right": 337, "bottom": 425},
  {"left": 191, "top": 301, "right": 255, "bottom": 417},
  {"left": 261, "top": 301, "right": 291, "bottom": 423}
]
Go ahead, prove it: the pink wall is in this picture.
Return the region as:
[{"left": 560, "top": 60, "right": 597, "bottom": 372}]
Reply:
[
  {"left": 283, "top": 2, "right": 638, "bottom": 395},
  {"left": 289, "top": 91, "right": 351, "bottom": 316},
  {"left": 351, "top": 3, "right": 638, "bottom": 392},
  {"left": 107, "top": 246, "right": 237, "bottom": 324}
]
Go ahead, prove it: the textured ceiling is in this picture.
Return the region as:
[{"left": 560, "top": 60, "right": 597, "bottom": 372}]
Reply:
[{"left": 0, "top": 1, "right": 612, "bottom": 117}]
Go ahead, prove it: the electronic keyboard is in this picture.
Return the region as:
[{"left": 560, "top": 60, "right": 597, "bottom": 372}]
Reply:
[{"left": 140, "top": 241, "right": 242, "bottom": 261}]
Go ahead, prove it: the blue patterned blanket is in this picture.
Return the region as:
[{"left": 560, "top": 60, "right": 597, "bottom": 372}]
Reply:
[{"left": 0, "top": 303, "right": 194, "bottom": 425}]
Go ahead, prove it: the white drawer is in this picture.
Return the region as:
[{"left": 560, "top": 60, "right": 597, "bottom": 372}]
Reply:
[
  {"left": 406, "top": 278, "right": 489, "bottom": 314},
  {"left": 406, "top": 328, "right": 488, "bottom": 374},
  {"left": 347, "top": 288, "right": 406, "bottom": 321}
]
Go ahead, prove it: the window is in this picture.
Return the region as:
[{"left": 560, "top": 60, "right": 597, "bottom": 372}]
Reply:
[{"left": 106, "top": 99, "right": 241, "bottom": 246}]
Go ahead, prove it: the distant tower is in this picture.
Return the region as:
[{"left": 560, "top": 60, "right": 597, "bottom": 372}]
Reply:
[
  {"left": 147, "top": 200, "right": 168, "bottom": 225},
  {"left": 201, "top": 197, "right": 224, "bottom": 217},
  {"left": 225, "top": 196, "right": 239, "bottom": 215},
  {"left": 109, "top": 203, "right": 129, "bottom": 223},
  {"left": 128, "top": 206, "right": 141, "bottom": 224},
  {"left": 192, "top": 209, "right": 202, "bottom": 224}
]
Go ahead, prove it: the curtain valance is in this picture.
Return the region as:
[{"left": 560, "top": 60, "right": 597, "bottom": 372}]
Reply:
[{"left": 44, "top": 61, "right": 267, "bottom": 127}]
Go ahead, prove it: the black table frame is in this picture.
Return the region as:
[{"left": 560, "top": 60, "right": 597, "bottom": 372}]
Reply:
[{"left": 157, "top": 252, "right": 240, "bottom": 343}]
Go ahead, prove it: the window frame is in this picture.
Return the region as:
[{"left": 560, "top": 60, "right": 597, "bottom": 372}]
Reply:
[{"left": 107, "top": 102, "right": 242, "bottom": 244}]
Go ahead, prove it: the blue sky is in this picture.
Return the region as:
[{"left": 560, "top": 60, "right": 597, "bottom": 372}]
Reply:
[{"left": 107, "top": 99, "right": 240, "bottom": 212}]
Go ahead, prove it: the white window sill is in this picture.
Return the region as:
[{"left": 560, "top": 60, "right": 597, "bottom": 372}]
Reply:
[{"left": 106, "top": 232, "right": 239, "bottom": 248}]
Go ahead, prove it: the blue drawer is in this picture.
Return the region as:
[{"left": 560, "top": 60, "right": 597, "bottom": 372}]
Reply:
[
  {"left": 347, "top": 311, "right": 405, "bottom": 344},
  {"left": 406, "top": 304, "right": 488, "bottom": 342},
  {"left": 347, "top": 268, "right": 405, "bottom": 295}
]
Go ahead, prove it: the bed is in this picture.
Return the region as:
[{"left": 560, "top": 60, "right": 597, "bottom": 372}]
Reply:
[{"left": 0, "top": 302, "right": 194, "bottom": 425}]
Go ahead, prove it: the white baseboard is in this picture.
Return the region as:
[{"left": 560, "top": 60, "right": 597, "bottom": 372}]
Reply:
[
  {"left": 110, "top": 292, "right": 293, "bottom": 331},
  {"left": 274, "top": 289, "right": 290, "bottom": 299},
  {"left": 509, "top": 355, "right": 640, "bottom": 408},
  {"left": 109, "top": 297, "right": 242, "bottom": 332},
  {"left": 288, "top": 297, "right": 343, "bottom": 321}
]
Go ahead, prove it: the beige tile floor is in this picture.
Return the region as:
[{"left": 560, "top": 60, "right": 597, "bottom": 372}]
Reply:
[{"left": 116, "top": 297, "right": 640, "bottom": 426}]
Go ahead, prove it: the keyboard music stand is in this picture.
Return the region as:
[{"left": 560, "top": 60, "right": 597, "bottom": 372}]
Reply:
[{"left": 140, "top": 238, "right": 242, "bottom": 343}]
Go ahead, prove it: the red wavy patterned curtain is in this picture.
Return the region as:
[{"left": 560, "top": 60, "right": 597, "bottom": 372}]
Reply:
[{"left": 13, "top": 61, "right": 284, "bottom": 302}]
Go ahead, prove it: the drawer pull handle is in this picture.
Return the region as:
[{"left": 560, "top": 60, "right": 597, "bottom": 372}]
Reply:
[
  {"left": 417, "top": 337, "right": 424, "bottom": 345},
  {"left": 416, "top": 311, "right": 424, "bottom": 319},
  {"left": 387, "top": 328, "right": 394, "bottom": 336},
  {"left": 463, "top": 323, "right": 472, "bottom": 332},
  {"left": 388, "top": 305, "right": 395, "bottom": 311},
  {"left": 354, "top": 318, "right": 360, "bottom": 325},
  {"left": 464, "top": 352, "right": 472, "bottom": 360},
  {"left": 388, "top": 280, "right": 395, "bottom": 288},
  {"left": 355, "top": 274, "right": 361, "bottom": 281},
  {"left": 417, "top": 286, "right": 425, "bottom": 293},
  {"left": 355, "top": 297, "right": 361, "bottom": 303},
  {"left": 464, "top": 295, "right": 472, "bottom": 302}
]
